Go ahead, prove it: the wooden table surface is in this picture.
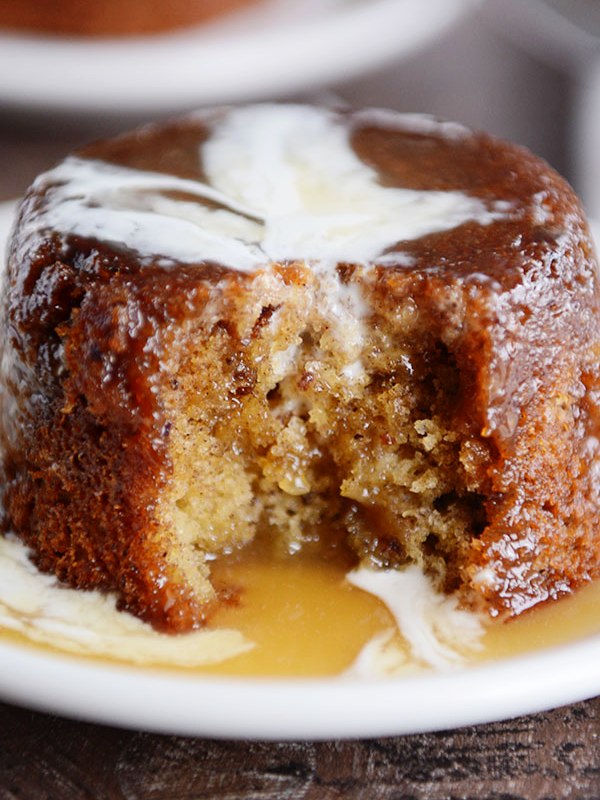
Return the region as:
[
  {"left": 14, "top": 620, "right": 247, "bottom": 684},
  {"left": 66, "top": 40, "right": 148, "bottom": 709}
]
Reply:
[{"left": 0, "top": 113, "right": 598, "bottom": 800}]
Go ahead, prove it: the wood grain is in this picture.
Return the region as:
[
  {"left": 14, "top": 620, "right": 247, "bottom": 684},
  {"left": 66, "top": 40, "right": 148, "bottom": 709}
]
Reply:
[{"left": 0, "top": 697, "right": 597, "bottom": 800}]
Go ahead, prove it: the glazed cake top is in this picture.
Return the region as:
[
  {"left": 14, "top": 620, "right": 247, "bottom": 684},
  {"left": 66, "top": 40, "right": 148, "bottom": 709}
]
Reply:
[
  {"left": 11, "top": 103, "right": 587, "bottom": 288},
  {"left": 4, "top": 104, "right": 600, "bottom": 630}
]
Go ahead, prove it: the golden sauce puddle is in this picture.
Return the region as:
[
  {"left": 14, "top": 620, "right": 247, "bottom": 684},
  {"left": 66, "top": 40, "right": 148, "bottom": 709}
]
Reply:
[
  {"left": 1, "top": 536, "right": 599, "bottom": 677},
  {"left": 206, "top": 547, "right": 600, "bottom": 677}
]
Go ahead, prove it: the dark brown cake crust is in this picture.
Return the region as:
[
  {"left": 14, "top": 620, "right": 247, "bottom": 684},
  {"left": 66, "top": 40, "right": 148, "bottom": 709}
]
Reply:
[{"left": 2, "top": 107, "right": 600, "bottom": 631}]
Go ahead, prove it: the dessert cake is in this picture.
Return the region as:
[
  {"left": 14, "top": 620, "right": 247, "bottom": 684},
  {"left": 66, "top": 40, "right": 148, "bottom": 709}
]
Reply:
[
  {"left": 0, "top": 0, "right": 260, "bottom": 37},
  {"left": 1, "top": 103, "right": 599, "bottom": 633}
]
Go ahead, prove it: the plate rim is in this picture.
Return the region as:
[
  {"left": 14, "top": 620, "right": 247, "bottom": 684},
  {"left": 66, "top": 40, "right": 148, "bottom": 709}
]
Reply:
[{"left": 0, "top": 631, "right": 599, "bottom": 739}]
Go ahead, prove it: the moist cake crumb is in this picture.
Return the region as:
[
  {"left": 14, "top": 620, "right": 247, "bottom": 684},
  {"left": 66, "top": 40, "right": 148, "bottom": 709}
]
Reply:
[{"left": 1, "top": 103, "right": 599, "bottom": 632}]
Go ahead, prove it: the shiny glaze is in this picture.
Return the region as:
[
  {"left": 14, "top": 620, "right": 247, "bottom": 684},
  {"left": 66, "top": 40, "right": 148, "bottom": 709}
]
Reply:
[{"left": 1, "top": 105, "right": 600, "bottom": 629}]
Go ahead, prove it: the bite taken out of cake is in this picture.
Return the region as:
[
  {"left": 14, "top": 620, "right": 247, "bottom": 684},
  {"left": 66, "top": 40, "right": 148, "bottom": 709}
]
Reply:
[{"left": 1, "top": 103, "right": 599, "bottom": 632}]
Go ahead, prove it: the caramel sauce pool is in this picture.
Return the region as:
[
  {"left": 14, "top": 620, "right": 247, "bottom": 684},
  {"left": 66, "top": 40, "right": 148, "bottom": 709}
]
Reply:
[
  {"left": 205, "top": 545, "right": 600, "bottom": 677},
  {"left": 206, "top": 541, "right": 393, "bottom": 677},
  {"left": 1, "top": 535, "right": 599, "bottom": 677}
]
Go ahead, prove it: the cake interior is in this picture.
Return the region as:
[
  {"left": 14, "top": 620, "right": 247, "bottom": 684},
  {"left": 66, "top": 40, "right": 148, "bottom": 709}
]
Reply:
[{"left": 155, "top": 265, "right": 490, "bottom": 613}]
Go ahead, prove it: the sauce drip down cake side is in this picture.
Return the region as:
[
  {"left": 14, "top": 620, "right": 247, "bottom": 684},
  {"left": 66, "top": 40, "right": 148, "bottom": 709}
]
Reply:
[{"left": 1, "top": 104, "right": 599, "bottom": 633}]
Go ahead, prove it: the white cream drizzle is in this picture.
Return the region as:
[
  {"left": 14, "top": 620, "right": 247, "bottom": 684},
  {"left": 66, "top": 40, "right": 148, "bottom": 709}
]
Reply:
[
  {"left": 0, "top": 535, "right": 253, "bottom": 667},
  {"left": 0, "top": 533, "right": 484, "bottom": 675},
  {"left": 347, "top": 566, "right": 484, "bottom": 673},
  {"left": 22, "top": 104, "right": 506, "bottom": 272},
  {"left": 344, "top": 630, "right": 413, "bottom": 679},
  {"left": 351, "top": 108, "right": 473, "bottom": 140},
  {"left": 14, "top": 105, "right": 512, "bottom": 377}
]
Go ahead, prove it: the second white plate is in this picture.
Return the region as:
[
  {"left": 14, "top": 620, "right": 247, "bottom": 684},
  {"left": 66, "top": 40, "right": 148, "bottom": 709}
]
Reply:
[{"left": 0, "top": 0, "right": 475, "bottom": 114}]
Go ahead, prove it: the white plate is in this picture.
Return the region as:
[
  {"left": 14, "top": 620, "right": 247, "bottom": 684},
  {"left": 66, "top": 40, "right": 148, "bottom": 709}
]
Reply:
[
  {"left": 0, "top": 199, "right": 599, "bottom": 739},
  {"left": 0, "top": 633, "right": 599, "bottom": 739},
  {"left": 0, "top": 0, "right": 475, "bottom": 114}
]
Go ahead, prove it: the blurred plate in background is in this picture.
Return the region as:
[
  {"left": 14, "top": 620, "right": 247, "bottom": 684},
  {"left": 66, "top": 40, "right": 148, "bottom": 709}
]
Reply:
[
  {"left": 483, "top": 0, "right": 600, "bottom": 219},
  {"left": 484, "top": 0, "right": 600, "bottom": 73},
  {"left": 0, "top": 0, "right": 475, "bottom": 114}
]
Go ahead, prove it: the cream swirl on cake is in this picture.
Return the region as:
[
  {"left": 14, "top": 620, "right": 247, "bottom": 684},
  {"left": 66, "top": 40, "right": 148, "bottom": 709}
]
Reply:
[{"left": 19, "top": 105, "right": 508, "bottom": 272}]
